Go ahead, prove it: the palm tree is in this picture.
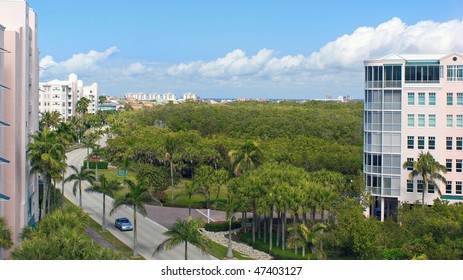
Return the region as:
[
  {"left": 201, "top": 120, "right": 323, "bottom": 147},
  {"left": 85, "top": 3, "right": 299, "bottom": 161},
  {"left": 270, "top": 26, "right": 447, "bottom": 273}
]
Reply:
[
  {"left": 228, "top": 140, "right": 263, "bottom": 177},
  {"left": 85, "top": 175, "right": 120, "bottom": 231},
  {"left": 40, "top": 111, "right": 62, "bottom": 130},
  {"left": 402, "top": 151, "right": 447, "bottom": 208},
  {"left": 177, "top": 181, "right": 200, "bottom": 218},
  {"left": 0, "top": 217, "right": 13, "bottom": 250},
  {"left": 82, "top": 133, "right": 97, "bottom": 170},
  {"left": 64, "top": 165, "right": 96, "bottom": 208},
  {"left": 27, "top": 129, "right": 66, "bottom": 220},
  {"left": 163, "top": 134, "right": 181, "bottom": 202},
  {"left": 287, "top": 222, "right": 327, "bottom": 259},
  {"left": 153, "top": 218, "right": 210, "bottom": 260},
  {"left": 111, "top": 180, "right": 156, "bottom": 257},
  {"left": 76, "top": 97, "right": 91, "bottom": 142},
  {"left": 92, "top": 144, "right": 102, "bottom": 181}
]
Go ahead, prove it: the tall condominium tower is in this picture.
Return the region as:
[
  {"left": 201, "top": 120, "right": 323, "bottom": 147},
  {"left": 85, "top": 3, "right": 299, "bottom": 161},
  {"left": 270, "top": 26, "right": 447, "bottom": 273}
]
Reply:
[
  {"left": 0, "top": 0, "right": 40, "bottom": 259},
  {"left": 364, "top": 53, "right": 463, "bottom": 221}
]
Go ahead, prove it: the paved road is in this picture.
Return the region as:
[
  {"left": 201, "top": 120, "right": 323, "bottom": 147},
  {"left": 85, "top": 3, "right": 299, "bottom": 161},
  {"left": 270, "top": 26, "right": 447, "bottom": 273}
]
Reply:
[{"left": 63, "top": 144, "right": 217, "bottom": 260}]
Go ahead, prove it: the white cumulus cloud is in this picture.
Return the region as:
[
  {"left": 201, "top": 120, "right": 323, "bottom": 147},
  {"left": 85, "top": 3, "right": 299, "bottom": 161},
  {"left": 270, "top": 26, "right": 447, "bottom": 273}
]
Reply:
[
  {"left": 40, "top": 46, "right": 119, "bottom": 78},
  {"left": 125, "top": 62, "right": 148, "bottom": 76},
  {"left": 168, "top": 17, "right": 463, "bottom": 81}
]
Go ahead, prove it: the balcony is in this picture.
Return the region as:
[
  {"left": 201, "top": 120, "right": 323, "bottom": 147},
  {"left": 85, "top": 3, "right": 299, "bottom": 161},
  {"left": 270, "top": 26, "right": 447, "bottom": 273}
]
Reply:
[
  {"left": 383, "top": 81, "right": 402, "bottom": 88},
  {"left": 0, "top": 156, "right": 10, "bottom": 164},
  {"left": 365, "top": 81, "right": 383, "bottom": 88}
]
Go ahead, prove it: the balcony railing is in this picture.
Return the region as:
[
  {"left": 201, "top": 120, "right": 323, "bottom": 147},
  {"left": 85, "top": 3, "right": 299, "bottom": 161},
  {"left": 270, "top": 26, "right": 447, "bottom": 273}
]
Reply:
[{"left": 383, "top": 81, "right": 402, "bottom": 88}]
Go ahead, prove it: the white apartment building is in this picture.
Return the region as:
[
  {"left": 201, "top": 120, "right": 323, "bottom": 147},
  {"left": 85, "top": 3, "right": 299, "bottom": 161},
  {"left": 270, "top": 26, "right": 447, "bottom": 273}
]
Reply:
[
  {"left": 83, "top": 82, "right": 98, "bottom": 114},
  {"left": 0, "top": 0, "right": 40, "bottom": 258},
  {"left": 182, "top": 92, "right": 198, "bottom": 101},
  {"left": 364, "top": 53, "right": 463, "bottom": 221},
  {"left": 125, "top": 92, "right": 177, "bottom": 102},
  {"left": 39, "top": 73, "right": 98, "bottom": 120}
]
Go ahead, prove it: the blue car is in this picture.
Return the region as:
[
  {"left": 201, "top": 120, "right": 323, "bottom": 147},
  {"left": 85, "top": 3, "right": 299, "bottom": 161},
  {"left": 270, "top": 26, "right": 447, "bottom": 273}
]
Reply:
[{"left": 115, "top": 218, "right": 133, "bottom": 231}]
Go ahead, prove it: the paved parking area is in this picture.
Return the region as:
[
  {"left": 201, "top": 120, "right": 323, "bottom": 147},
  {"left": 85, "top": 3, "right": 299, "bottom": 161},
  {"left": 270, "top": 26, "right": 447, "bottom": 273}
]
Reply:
[{"left": 144, "top": 205, "right": 231, "bottom": 228}]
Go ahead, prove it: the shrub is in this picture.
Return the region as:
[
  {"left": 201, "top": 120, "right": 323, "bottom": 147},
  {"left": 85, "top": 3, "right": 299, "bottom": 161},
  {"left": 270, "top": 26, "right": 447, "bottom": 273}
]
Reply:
[
  {"left": 83, "top": 161, "right": 109, "bottom": 169},
  {"left": 204, "top": 221, "right": 241, "bottom": 232}
]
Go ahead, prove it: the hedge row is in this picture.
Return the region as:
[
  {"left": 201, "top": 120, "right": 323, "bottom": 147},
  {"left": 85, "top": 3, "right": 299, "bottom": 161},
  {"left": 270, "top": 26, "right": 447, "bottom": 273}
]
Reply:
[
  {"left": 204, "top": 221, "right": 241, "bottom": 232},
  {"left": 83, "top": 161, "right": 109, "bottom": 169}
]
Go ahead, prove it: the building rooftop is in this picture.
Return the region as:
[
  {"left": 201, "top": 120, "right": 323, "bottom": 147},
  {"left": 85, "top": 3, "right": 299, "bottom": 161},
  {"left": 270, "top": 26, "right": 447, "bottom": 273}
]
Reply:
[{"left": 368, "top": 52, "right": 462, "bottom": 62}]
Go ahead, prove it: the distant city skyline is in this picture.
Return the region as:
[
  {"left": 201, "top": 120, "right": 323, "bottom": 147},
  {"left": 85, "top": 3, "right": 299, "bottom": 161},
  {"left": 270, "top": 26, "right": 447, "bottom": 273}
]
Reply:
[{"left": 29, "top": 0, "right": 463, "bottom": 99}]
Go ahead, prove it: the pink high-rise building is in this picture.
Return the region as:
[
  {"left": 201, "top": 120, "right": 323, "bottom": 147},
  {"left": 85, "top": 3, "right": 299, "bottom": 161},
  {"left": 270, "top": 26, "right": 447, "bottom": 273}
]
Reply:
[
  {"left": 0, "top": 0, "right": 40, "bottom": 259},
  {"left": 364, "top": 53, "right": 463, "bottom": 221}
]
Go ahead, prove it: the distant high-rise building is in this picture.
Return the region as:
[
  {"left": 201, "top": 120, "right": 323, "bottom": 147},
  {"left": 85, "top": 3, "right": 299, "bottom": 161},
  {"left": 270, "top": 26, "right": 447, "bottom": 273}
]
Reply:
[
  {"left": 0, "top": 0, "right": 40, "bottom": 259},
  {"left": 39, "top": 73, "right": 98, "bottom": 120},
  {"left": 364, "top": 53, "right": 463, "bottom": 220}
]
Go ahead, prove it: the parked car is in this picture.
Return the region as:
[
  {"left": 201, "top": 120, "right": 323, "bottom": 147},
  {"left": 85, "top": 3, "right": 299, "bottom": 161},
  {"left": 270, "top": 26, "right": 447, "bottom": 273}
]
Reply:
[{"left": 115, "top": 218, "right": 133, "bottom": 231}]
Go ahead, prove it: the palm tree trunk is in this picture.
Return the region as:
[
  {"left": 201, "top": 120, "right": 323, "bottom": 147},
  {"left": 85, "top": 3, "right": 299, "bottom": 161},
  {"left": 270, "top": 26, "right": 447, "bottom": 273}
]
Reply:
[
  {"left": 269, "top": 208, "right": 273, "bottom": 251},
  {"left": 293, "top": 214, "right": 297, "bottom": 254},
  {"left": 184, "top": 241, "right": 188, "bottom": 260},
  {"left": 170, "top": 159, "right": 174, "bottom": 202},
  {"left": 133, "top": 206, "right": 138, "bottom": 257},
  {"left": 86, "top": 147, "right": 90, "bottom": 170},
  {"left": 79, "top": 182, "right": 83, "bottom": 208},
  {"left": 61, "top": 170, "right": 65, "bottom": 211},
  {"left": 252, "top": 203, "right": 256, "bottom": 243},
  {"left": 282, "top": 210, "right": 286, "bottom": 250},
  {"left": 95, "top": 161, "right": 98, "bottom": 182},
  {"left": 263, "top": 213, "right": 267, "bottom": 243},
  {"left": 227, "top": 219, "right": 233, "bottom": 259},
  {"left": 422, "top": 179, "right": 427, "bottom": 208},
  {"left": 276, "top": 211, "right": 281, "bottom": 247}
]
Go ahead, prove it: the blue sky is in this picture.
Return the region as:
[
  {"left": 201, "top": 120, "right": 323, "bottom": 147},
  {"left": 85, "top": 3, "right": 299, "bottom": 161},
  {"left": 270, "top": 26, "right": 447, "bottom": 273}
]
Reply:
[{"left": 29, "top": 0, "right": 463, "bottom": 99}]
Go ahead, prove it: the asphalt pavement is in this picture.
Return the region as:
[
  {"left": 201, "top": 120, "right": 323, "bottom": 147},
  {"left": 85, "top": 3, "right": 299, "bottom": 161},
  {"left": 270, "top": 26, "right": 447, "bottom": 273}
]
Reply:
[{"left": 64, "top": 138, "right": 217, "bottom": 260}]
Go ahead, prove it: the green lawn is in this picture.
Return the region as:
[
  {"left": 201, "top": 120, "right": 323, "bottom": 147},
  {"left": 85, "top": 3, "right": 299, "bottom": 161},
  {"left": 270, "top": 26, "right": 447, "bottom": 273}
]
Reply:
[{"left": 97, "top": 168, "right": 138, "bottom": 184}]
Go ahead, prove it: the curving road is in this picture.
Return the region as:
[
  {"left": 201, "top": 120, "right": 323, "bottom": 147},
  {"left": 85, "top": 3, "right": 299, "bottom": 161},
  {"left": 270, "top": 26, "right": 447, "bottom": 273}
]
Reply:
[{"left": 63, "top": 139, "right": 217, "bottom": 260}]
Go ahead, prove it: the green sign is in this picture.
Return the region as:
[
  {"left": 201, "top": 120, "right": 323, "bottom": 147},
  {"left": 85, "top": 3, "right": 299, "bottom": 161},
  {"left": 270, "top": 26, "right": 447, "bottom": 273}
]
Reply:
[{"left": 118, "top": 169, "right": 128, "bottom": 177}]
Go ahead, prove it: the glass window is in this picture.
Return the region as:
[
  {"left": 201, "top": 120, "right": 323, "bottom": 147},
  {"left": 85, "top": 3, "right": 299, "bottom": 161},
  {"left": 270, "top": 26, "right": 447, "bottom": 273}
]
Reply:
[
  {"left": 458, "top": 93, "right": 463, "bottom": 106},
  {"left": 456, "top": 159, "right": 462, "bottom": 172},
  {"left": 408, "top": 114, "right": 414, "bottom": 127},
  {"left": 458, "top": 115, "right": 463, "bottom": 128},
  {"left": 428, "top": 183, "right": 435, "bottom": 194},
  {"left": 408, "top": 136, "right": 414, "bottom": 149},
  {"left": 457, "top": 137, "right": 462, "bottom": 150},
  {"left": 418, "top": 92, "right": 425, "bottom": 105},
  {"left": 428, "top": 136, "right": 435, "bottom": 150},
  {"left": 447, "top": 65, "right": 463, "bottom": 81},
  {"left": 457, "top": 182, "right": 462, "bottom": 195},
  {"left": 446, "top": 159, "right": 452, "bottom": 172},
  {"left": 447, "top": 137, "right": 453, "bottom": 150},
  {"left": 406, "top": 158, "right": 414, "bottom": 170},
  {"left": 428, "top": 114, "right": 436, "bottom": 127},
  {"left": 429, "top": 92, "right": 436, "bottom": 105},
  {"left": 418, "top": 136, "right": 425, "bottom": 149},
  {"left": 417, "top": 180, "right": 423, "bottom": 193},
  {"left": 446, "top": 181, "right": 452, "bottom": 194},
  {"left": 447, "top": 93, "right": 453, "bottom": 105},
  {"left": 418, "top": 114, "right": 425, "bottom": 127},
  {"left": 407, "top": 180, "right": 414, "bottom": 193},
  {"left": 408, "top": 92, "right": 415, "bottom": 105},
  {"left": 447, "top": 115, "right": 453, "bottom": 128}
]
